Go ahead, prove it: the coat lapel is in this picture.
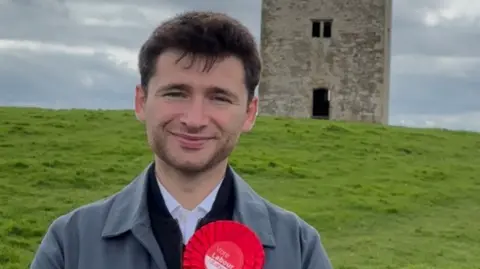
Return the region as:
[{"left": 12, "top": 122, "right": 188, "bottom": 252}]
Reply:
[{"left": 229, "top": 167, "right": 276, "bottom": 248}]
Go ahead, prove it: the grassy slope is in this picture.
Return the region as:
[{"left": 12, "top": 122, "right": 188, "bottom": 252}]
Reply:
[{"left": 0, "top": 106, "right": 479, "bottom": 269}]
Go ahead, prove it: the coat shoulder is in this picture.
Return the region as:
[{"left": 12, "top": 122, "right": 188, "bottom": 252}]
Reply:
[
  {"left": 46, "top": 192, "right": 119, "bottom": 239},
  {"left": 259, "top": 198, "right": 333, "bottom": 268},
  {"left": 262, "top": 197, "right": 319, "bottom": 235}
]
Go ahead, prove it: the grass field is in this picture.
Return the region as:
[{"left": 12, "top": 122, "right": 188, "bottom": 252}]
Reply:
[{"left": 1, "top": 106, "right": 479, "bottom": 269}]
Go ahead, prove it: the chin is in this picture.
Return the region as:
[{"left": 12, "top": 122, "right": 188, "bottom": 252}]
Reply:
[
  {"left": 165, "top": 152, "right": 215, "bottom": 172},
  {"left": 173, "top": 161, "right": 213, "bottom": 174}
]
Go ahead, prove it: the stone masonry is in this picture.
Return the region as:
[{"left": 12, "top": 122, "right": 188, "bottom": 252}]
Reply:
[{"left": 258, "top": 0, "right": 392, "bottom": 124}]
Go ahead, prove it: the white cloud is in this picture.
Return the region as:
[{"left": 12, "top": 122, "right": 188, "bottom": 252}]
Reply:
[
  {"left": 0, "top": 39, "right": 137, "bottom": 72},
  {"left": 80, "top": 74, "right": 95, "bottom": 88},
  {"left": 394, "top": 111, "right": 480, "bottom": 132},
  {"left": 0, "top": 39, "right": 94, "bottom": 55},
  {"left": 79, "top": 18, "right": 139, "bottom": 27},
  {"left": 68, "top": 2, "right": 143, "bottom": 27},
  {"left": 136, "top": 6, "right": 181, "bottom": 25},
  {"left": 103, "top": 47, "right": 138, "bottom": 71},
  {"left": 392, "top": 54, "right": 480, "bottom": 78},
  {"left": 423, "top": 0, "right": 480, "bottom": 27},
  {"left": 67, "top": 2, "right": 180, "bottom": 28}
]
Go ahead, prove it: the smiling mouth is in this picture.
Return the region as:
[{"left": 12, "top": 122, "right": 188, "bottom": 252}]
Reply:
[{"left": 170, "top": 132, "right": 213, "bottom": 149}]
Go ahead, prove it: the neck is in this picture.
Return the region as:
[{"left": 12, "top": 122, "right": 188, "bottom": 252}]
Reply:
[{"left": 154, "top": 156, "right": 228, "bottom": 210}]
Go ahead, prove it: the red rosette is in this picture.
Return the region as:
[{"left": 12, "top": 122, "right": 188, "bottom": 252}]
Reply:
[{"left": 183, "top": 220, "right": 265, "bottom": 269}]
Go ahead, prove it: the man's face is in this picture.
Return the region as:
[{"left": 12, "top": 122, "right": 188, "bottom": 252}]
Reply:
[{"left": 134, "top": 50, "right": 257, "bottom": 174}]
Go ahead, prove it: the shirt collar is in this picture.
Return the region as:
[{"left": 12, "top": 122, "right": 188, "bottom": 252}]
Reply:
[{"left": 156, "top": 176, "right": 223, "bottom": 214}]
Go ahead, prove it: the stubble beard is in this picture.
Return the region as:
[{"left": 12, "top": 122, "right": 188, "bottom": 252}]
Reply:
[{"left": 150, "top": 129, "right": 237, "bottom": 176}]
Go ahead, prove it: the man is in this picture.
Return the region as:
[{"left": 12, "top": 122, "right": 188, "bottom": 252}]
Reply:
[{"left": 30, "top": 11, "right": 333, "bottom": 269}]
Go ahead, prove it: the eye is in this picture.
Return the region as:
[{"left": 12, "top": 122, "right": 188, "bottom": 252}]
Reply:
[
  {"left": 212, "top": 95, "right": 232, "bottom": 103},
  {"left": 163, "top": 90, "right": 187, "bottom": 98}
]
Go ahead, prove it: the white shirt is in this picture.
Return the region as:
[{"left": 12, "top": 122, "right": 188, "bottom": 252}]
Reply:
[{"left": 156, "top": 178, "right": 222, "bottom": 244}]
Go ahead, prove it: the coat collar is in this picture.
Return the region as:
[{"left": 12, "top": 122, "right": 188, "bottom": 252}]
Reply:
[{"left": 101, "top": 162, "right": 276, "bottom": 247}]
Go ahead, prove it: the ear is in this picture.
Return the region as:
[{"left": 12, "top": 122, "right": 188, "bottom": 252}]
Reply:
[
  {"left": 134, "top": 84, "right": 147, "bottom": 122},
  {"left": 242, "top": 96, "right": 258, "bottom": 132}
]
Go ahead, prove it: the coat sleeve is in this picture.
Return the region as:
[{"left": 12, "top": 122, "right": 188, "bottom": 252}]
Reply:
[
  {"left": 29, "top": 217, "right": 66, "bottom": 269},
  {"left": 300, "top": 222, "right": 334, "bottom": 269}
]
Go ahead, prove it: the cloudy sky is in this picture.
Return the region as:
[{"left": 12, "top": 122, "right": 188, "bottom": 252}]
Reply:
[{"left": 0, "top": 0, "right": 479, "bottom": 132}]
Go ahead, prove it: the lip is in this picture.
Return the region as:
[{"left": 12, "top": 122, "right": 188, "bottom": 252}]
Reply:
[{"left": 170, "top": 132, "right": 213, "bottom": 149}]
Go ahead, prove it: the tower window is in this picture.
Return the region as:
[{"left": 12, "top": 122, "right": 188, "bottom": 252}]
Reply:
[
  {"left": 323, "top": 21, "right": 332, "bottom": 38},
  {"left": 312, "top": 21, "right": 321, "bottom": 37},
  {"left": 311, "top": 19, "right": 333, "bottom": 38}
]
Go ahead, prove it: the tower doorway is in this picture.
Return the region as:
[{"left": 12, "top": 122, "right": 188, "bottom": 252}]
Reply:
[{"left": 312, "top": 88, "right": 330, "bottom": 119}]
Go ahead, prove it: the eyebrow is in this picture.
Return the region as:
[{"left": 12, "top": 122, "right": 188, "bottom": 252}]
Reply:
[
  {"left": 154, "top": 83, "right": 191, "bottom": 93},
  {"left": 209, "top": 86, "right": 235, "bottom": 96}
]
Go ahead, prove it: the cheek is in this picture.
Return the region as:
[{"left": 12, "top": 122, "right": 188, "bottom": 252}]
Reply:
[
  {"left": 213, "top": 109, "right": 247, "bottom": 131},
  {"left": 145, "top": 100, "right": 172, "bottom": 122},
  {"left": 144, "top": 107, "right": 158, "bottom": 125}
]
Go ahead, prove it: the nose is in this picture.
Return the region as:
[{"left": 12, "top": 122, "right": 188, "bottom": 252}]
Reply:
[{"left": 179, "top": 96, "right": 208, "bottom": 130}]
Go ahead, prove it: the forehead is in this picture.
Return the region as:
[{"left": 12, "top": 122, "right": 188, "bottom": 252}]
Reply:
[{"left": 151, "top": 50, "right": 246, "bottom": 92}]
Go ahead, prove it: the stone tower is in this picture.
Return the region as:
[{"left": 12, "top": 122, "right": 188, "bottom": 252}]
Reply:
[{"left": 258, "top": 0, "right": 392, "bottom": 124}]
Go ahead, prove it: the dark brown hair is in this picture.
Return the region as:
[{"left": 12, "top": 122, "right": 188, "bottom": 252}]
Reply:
[{"left": 137, "top": 11, "right": 261, "bottom": 102}]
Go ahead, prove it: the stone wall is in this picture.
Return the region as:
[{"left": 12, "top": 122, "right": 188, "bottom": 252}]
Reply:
[{"left": 258, "top": 0, "right": 392, "bottom": 124}]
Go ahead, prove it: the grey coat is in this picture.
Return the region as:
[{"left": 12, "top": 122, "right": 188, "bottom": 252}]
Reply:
[{"left": 30, "top": 163, "right": 333, "bottom": 269}]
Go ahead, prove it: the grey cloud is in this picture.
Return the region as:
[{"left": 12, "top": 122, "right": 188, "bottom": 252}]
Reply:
[
  {"left": 0, "top": 0, "right": 156, "bottom": 49},
  {"left": 0, "top": 0, "right": 261, "bottom": 49},
  {"left": 393, "top": 0, "right": 442, "bottom": 20},
  {"left": 165, "top": 0, "right": 261, "bottom": 23},
  {"left": 392, "top": 20, "right": 480, "bottom": 58},
  {"left": 390, "top": 73, "right": 480, "bottom": 115},
  {"left": 388, "top": 0, "right": 480, "bottom": 127},
  {"left": 150, "top": 0, "right": 262, "bottom": 40},
  {"left": 0, "top": 50, "right": 137, "bottom": 109},
  {"left": 392, "top": 0, "right": 480, "bottom": 57}
]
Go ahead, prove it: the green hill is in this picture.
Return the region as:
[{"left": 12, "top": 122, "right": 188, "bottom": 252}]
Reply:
[{"left": 1, "top": 106, "right": 479, "bottom": 269}]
